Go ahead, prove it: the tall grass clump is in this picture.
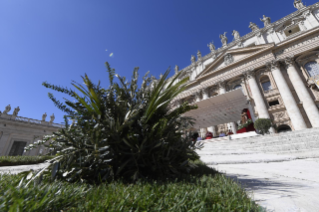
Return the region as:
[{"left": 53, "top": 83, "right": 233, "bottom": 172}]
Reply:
[{"left": 24, "top": 62, "right": 201, "bottom": 184}]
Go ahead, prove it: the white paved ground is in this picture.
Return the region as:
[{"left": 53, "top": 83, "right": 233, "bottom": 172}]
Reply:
[
  {"left": 198, "top": 129, "right": 319, "bottom": 212},
  {"left": 211, "top": 158, "right": 319, "bottom": 212},
  {"left": 0, "top": 163, "right": 49, "bottom": 174}
]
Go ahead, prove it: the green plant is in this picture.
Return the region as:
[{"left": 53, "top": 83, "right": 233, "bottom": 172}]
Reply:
[
  {"left": 24, "top": 62, "right": 201, "bottom": 184},
  {"left": 254, "top": 118, "right": 272, "bottom": 135},
  {"left": 237, "top": 119, "right": 253, "bottom": 130}
]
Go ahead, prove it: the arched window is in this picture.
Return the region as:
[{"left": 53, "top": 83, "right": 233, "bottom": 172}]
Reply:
[
  {"left": 260, "top": 76, "right": 272, "bottom": 92},
  {"left": 233, "top": 85, "right": 242, "bottom": 90},
  {"left": 304, "top": 61, "right": 319, "bottom": 77}
]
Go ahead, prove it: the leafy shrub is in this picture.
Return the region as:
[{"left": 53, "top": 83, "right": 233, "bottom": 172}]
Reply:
[
  {"left": 0, "top": 156, "right": 53, "bottom": 166},
  {"left": 254, "top": 118, "right": 272, "bottom": 135},
  {"left": 24, "top": 63, "right": 201, "bottom": 184}
]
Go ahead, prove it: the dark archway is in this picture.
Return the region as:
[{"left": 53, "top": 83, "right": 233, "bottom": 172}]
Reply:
[{"left": 277, "top": 125, "right": 292, "bottom": 133}]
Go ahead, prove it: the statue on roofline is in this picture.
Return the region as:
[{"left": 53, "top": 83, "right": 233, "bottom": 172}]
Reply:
[
  {"left": 219, "top": 32, "right": 228, "bottom": 47},
  {"left": 249, "top": 22, "right": 259, "bottom": 32},
  {"left": 294, "top": 0, "right": 305, "bottom": 9},
  {"left": 260, "top": 15, "right": 271, "bottom": 27},
  {"left": 197, "top": 50, "right": 202, "bottom": 60},
  {"left": 191, "top": 55, "right": 196, "bottom": 63},
  {"left": 207, "top": 41, "right": 216, "bottom": 52},
  {"left": 42, "top": 112, "right": 47, "bottom": 122},
  {"left": 50, "top": 113, "right": 55, "bottom": 123},
  {"left": 12, "top": 106, "right": 20, "bottom": 116},
  {"left": 3, "top": 104, "right": 11, "bottom": 115},
  {"left": 232, "top": 30, "right": 240, "bottom": 40}
]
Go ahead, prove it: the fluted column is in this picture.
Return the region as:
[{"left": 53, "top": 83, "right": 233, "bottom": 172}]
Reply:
[
  {"left": 284, "top": 57, "right": 319, "bottom": 128},
  {"left": 268, "top": 60, "right": 307, "bottom": 130},
  {"left": 245, "top": 70, "right": 271, "bottom": 119}
]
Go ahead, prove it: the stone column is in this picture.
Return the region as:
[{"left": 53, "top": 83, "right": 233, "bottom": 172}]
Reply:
[
  {"left": 202, "top": 88, "right": 209, "bottom": 100},
  {"left": 200, "top": 128, "right": 207, "bottom": 138},
  {"left": 0, "top": 132, "right": 11, "bottom": 156},
  {"left": 284, "top": 57, "right": 319, "bottom": 128},
  {"left": 218, "top": 81, "right": 226, "bottom": 94},
  {"left": 245, "top": 70, "right": 271, "bottom": 119},
  {"left": 268, "top": 60, "right": 307, "bottom": 130},
  {"left": 195, "top": 90, "right": 201, "bottom": 102},
  {"left": 230, "top": 122, "right": 237, "bottom": 134}
]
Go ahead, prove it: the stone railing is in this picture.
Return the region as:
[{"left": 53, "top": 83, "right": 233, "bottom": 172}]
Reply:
[{"left": 0, "top": 114, "right": 65, "bottom": 128}]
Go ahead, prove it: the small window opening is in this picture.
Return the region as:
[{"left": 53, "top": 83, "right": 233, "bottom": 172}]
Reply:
[
  {"left": 284, "top": 25, "right": 301, "bottom": 37},
  {"left": 269, "top": 100, "right": 280, "bottom": 107}
]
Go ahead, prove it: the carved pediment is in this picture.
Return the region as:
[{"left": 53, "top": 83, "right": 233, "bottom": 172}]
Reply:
[{"left": 197, "top": 44, "right": 274, "bottom": 78}]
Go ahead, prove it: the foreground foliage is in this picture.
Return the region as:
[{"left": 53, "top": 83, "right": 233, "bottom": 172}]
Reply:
[
  {"left": 0, "top": 156, "right": 53, "bottom": 166},
  {"left": 0, "top": 163, "right": 263, "bottom": 212},
  {"left": 254, "top": 118, "right": 272, "bottom": 135},
  {"left": 25, "top": 62, "right": 200, "bottom": 184}
]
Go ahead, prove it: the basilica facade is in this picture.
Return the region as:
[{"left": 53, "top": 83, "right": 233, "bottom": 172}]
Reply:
[{"left": 172, "top": 1, "right": 319, "bottom": 137}]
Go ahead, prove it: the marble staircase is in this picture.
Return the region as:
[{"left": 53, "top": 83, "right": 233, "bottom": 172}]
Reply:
[{"left": 196, "top": 128, "right": 319, "bottom": 165}]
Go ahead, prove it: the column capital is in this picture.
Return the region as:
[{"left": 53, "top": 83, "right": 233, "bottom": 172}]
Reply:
[
  {"left": 202, "top": 87, "right": 209, "bottom": 96},
  {"left": 244, "top": 69, "right": 256, "bottom": 80},
  {"left": 218, "top": 80, "right": 226, "bottom": 89},
  {"left": 284, "top": 56, "right": 296, "bottom": 68},
  {"left": 266, "top": 60, "right": 281, "bottom": 71}
]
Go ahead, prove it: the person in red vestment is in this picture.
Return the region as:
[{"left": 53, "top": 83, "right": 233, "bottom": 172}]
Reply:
[{"left": 205, "top": 132, "right": 213, "bottom": 140}]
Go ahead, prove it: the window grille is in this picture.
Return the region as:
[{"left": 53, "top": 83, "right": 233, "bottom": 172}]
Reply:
[
  {"left": 261, "top": 81, "right": 272, "bottom": 91},
  {"left": 305, "top": 61, "right": 319, "bottom": 77}
]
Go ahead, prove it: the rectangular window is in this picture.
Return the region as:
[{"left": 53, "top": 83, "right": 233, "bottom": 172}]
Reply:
[
  {"left": 8, "top": 141, "right": 27, "bottom": 156},
  {"left": 269, "top": 100, "right": 280, "bottom": 107}
]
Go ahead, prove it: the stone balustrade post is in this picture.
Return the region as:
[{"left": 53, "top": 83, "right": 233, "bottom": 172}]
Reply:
[
  {"left": 284, "top": 57, "right": 319, "bottom": 128},
  {"left": 268, "top": 60, "right": 307, "bottom": 130}
]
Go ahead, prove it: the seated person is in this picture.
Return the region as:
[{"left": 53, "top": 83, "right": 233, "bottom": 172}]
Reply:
[
  {"left": 205, "top": 132, "right": 213, "bottom": 140},
  {"left": 219, "top": 132, "right": 226, "bottom": 137}
]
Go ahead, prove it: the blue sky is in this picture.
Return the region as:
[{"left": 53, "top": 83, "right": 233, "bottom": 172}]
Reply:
[{"left": 0, "top": 0, "right": 317, "bottom": 124}]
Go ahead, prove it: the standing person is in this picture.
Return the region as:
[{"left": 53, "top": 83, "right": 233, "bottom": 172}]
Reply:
[
  {"left": 227, "top": 129, "right": 234, "bottom": 135},
  {"left": 191, "top": 132, "right": 199, "bottom": 145}
]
